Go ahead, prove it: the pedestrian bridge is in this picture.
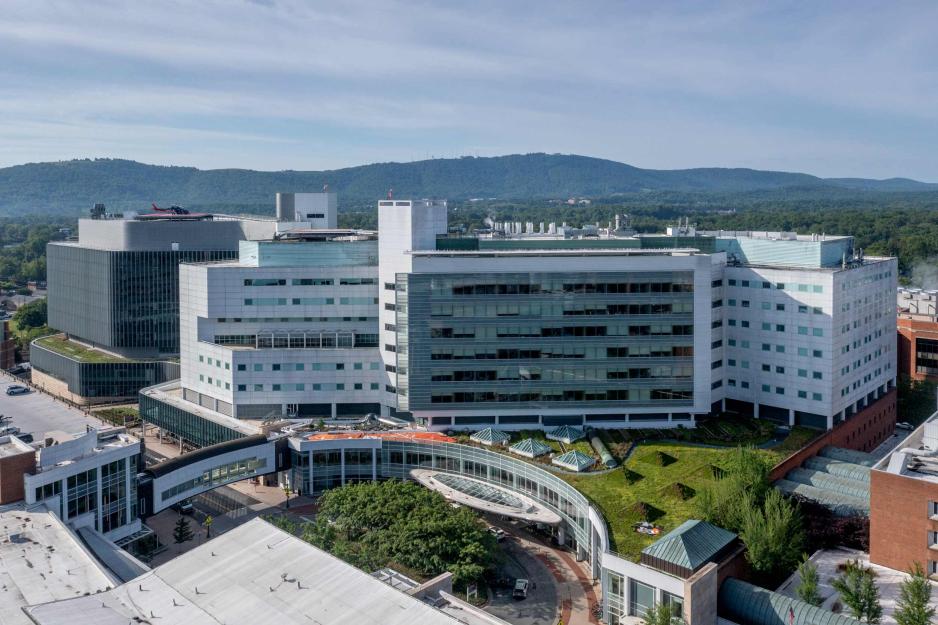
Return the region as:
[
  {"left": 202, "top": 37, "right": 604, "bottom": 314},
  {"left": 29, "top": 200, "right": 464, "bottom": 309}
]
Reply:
[{"left": 137, "top": 434, "right": 280, "bottom": 515}]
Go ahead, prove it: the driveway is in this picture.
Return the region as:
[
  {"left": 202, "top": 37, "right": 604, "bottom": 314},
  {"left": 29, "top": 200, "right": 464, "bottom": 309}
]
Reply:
[{"left": 485, "top": 529, "right": 560, "bottom": 625}]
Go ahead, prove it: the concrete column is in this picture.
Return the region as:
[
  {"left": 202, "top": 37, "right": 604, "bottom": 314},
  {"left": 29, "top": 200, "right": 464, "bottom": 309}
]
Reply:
[
  {"left": 827, "top": 412, "right": 835, "bottom": 430},
  {"left": 340, "top": 450, "right": 346, "bottom": 486},
  {"left": 372, "top": 448, "right": 377, "bottom": 482},
  {"left": 331, "top": 403, "right": 337, "bottom": 419},
  {"left": 557, "top": 525, "right": 566, "bottom": 545},
  {"left": 754, "top": 403, "right": 760, "bottom": 419},
  {"left": 788, "top": 408, "right": 795, "bottom": 427},
  {"left": 668, "top": 413, "right": 673, "bottom": 423}
]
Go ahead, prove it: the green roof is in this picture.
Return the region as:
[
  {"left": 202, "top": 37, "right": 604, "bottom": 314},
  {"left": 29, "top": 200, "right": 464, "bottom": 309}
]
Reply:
[
  {"left": 33, "top": 334, "right": 134, "bottom": 364},
  {"left": 641, "top": 520, "right": 736, "bottom": 571},
  {"left": 719, "top": 578, "right": 862, "bottom": 625},
  {"left": 546, "top": 425, "right": 585, "bottom": 443},
  {"left": 552, "top": 450, "right": 594, "bottom": 471},
  {"left": 509, "top": 438, "right": 553, "bottom": 458},
  {"left": 469, "top": 427, "right": 510, "bottom": 446}
]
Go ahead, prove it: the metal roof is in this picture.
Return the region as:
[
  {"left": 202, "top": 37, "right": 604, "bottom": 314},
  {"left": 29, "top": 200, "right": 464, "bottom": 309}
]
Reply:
[
  {"left": 546, "top": 425, "right": 585, "bottom": 443},
  {"left": 24, "top": 517, "right": 497, "bottom": 625},
  {"left": 469, "top": 427, "right": 510, "bottom": 446},
  {"left": 552, "top": 450, "right": 594, "bottom": 471},
  {"left": 719, "top": 578, "right": 862, "bottom": 625},
  {"left": 818, "top": 446, "right": 877, "bottom": 468},
  {"left": 508, "top": 438, "right": 553, "bottom": 458},
  {"left": 641, "top": 520, "right": 736, "bottom": 571}
]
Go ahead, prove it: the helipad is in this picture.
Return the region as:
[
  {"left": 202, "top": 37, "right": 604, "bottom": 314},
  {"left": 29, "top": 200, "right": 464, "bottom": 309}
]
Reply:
[{"left": 409, "top": 468, "right": 562, "bottom": 525}]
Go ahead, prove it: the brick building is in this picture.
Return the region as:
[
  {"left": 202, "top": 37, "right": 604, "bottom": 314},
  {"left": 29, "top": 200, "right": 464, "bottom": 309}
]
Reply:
[
  {"left": 0, "top": 435, "right": 37, "bottom": 504},
  {"left": 897, "top": 288, "right": 938, "bottom": 382},
  {"left": 870, "top": 411, "right": 938, "bottom": 574}
]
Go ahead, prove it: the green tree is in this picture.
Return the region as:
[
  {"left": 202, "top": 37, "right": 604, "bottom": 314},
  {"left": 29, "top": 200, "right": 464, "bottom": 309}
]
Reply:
[
  {"left": 831, "top": 560, "right": 882, "bottom": 624},
  {"left": 894, "top": 563, "right": 935, "bottom": 625},
  {"left": 12, "top": 298, "right": 46, "bottom": 330},
  {"left": 203, "top": 515, "right": 213, "bottom": 539},
  {"left": 697, "top": 446, "right": 770, "bottom": 533},
  {"left": 642, "top": 603, "right": 677, "bottom": 625},
  {"left": 173, "top": 517, "right": 194, "bottom": 544},
  {"left": 739, "top": 489, "right": 805, "bottom": 577},
  {"left": 796, "top": 554, "right": 822, "bottom": 606}
]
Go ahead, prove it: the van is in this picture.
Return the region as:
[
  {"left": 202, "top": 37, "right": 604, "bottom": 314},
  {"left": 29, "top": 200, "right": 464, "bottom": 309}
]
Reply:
[{"left": 512, "top": 579, "right": 529, "bottom": 600}]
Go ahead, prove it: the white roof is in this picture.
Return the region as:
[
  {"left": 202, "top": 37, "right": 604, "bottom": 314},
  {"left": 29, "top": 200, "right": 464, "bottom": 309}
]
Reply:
[
  {"left": 0, "top": 505, "right": 115, "bottom": 625},
  {"left": 25, "top": 517, "right": 478, "bottom": 625}
]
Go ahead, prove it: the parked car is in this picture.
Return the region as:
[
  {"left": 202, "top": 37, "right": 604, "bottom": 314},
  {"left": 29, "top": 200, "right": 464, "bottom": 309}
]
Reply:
[
  {"left": 5, "top": 385, "right": 29, "bottom": 396},
  {"left": 896, "top": 421, "right": 914, "bottom": 431},
  {"left": 8, "top": 363, "right": 30, "bottom": 375},
  {"left": 513, "top": 579, "right": 529, "bottom": 600},
  {"left": 172, "top": 500, "right": 195, "bottom": 515},
  {"left": 488, "top": 527, "right": 507, "bottom": 542},
  {"left": 16, "top": 433, "right": 33, "bottom": 443}
]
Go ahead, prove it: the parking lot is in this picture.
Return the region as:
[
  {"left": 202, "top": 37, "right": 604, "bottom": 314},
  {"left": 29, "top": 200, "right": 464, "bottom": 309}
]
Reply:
[{"left": 0, "top": 371, "right": 102, "bottom": 438}]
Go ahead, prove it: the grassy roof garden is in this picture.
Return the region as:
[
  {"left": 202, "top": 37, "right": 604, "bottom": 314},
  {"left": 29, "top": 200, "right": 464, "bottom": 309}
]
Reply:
[
  {"left": 559, "top": 426, "right": 819, "bottom": 561},
  {"left": 35, "top": 334, "right": 133, "bottom": 363}
]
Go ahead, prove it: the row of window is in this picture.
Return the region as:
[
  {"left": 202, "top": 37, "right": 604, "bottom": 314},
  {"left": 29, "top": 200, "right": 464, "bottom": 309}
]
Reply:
[
  {"left": 429, "top": 345, "right": 695, "bottom": 360},
  {"left": 725, "top": 340, "right": 823, "bottom": 357},
  {"left": 444, "top": 280, "right": 694, "bottom": 296},
  {"left": 727, "top": 299, "right": 824, "bottom": 314},
  {"left": 238, "top": 382, "right": 380, "bottom": 392},
  {"left": 429, "top": 365, "right": 694, "bottom": 382},
  {"left": 244, "top": 297, "right": 379, "bottom": 306},
  {"left": 429, "top": 324, "right": 694, "bottom": 339},
  {"left": 429, "top": 388, "right": 693, "bottom": 404},
  {"left": 243, "top": 277, "right": 377, "bottom": 286},
  {"left": 236, "top": 361, "right": 381, "bottom": 372},
  {"left": 161, "top": 457, "right": 268, "bottom": 500},
  {"left": 212, "top": 332, "right": 379, "bottom": 349},
  {"left": 727, "top": 279, "right": 824, "bottom": 293},
  {"left": 430, "top": 301, "right": 694, "bottom": 318},
  {"left": 216, "top": 316, "right": 377, "bottom": 323}
]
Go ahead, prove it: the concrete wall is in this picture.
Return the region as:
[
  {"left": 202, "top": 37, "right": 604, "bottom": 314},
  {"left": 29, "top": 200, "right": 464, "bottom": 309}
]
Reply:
[{"left": 684, "top": 562, "right": 718, "bottom": 625}]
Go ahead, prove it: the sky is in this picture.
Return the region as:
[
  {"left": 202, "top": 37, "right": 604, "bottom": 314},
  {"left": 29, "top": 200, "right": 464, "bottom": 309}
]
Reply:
[{"left": 1, "top": 1, "right": 936, "bottom": 180}]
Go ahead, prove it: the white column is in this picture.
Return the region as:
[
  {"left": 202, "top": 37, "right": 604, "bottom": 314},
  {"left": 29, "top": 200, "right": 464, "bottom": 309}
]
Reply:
[
  {"left": 340, "top": 449, "right": 346, "bottom": 486},
  {"left": 371, "top": 448, "right": 377, "bottom": 482},
  {"left": 788, "top": 408, "right": 795, "bottom": 427}
]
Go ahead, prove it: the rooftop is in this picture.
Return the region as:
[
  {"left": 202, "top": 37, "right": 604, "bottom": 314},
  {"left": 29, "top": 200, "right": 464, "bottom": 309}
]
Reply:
[
  {"left": 0, "top": 434, "right": 33, "bottom": 458},
  {"left": 24, "top": 517, "right": 499, "bottom": 625},
  {"left": 874, "top": 409, "right": 938, "bottom": 482},
  {"left": 640, "top": 519, "right": 736, "bottom": 573},
  {"left": 140, "top": 380, "right": 262, "bottom": 438},
  {"left": 0, "top": 504, "right": 115, "bottom": 625},
  {"left": 34, "top": 334, "right": 136, "bottom": 363}
]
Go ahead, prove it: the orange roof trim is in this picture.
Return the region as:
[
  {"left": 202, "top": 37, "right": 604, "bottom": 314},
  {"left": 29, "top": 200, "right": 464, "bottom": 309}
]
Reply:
[{"left": 305, "top": 431, "right": 455, "bottom": 443}]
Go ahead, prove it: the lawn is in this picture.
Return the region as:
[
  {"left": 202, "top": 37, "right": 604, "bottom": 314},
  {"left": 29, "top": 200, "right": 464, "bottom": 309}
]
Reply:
[
  {"left": 35, "top": 334, "right": 130, "bottom": 363},
  {"left": 560, "top": 427, "right": 818, "bottom": 561}
]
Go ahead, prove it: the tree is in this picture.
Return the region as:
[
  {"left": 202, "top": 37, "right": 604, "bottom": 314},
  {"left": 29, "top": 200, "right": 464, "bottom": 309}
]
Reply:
[
  {"left": 796, "top": 554, "right": 822, "bottom": 606},
  {"left": 203, "top": 515, "right": 213, "bottom": 539},
  {"left": 831, "top": 560, "right": 882, "bottom": 624},
  {"left": 12, "top": 298, "right": 46, "bottom": 330},
  {"left": 282, "top": 483, "right": 293, "bottom": 509},
  {"left": 894, "top": 563, "right": 935, "bottom": 625},
  {"left": 173, "top": 517, "right": 194, "bottom": 544},
  {"left": 739, "top": 489, "right": 805, "bottom": 577},
  {"left": 642, "top": 603, "right": 677, "bottom": 625},
  {"left": 697, "top": 446, "right": 770, "bottom": 533}
]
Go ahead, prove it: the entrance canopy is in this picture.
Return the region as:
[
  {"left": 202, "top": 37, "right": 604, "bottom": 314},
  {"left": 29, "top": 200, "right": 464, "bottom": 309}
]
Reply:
[{"left": 409, "top": 469, "right": 562, "bottom": 525}]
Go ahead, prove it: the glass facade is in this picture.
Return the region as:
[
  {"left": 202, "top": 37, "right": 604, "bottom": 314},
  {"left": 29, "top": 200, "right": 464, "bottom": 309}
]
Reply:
[
  {"left": 47, "top": 244, "right": 237, "bottom": 355},
  {"left": 604, "top": 571, "right": 626, "bottom": 625},
  {"left": 629, "top": 578, "right": 656, "bottom": 616},
  {"left": 100, "top": 458, "right": 128, "bottom": 533},
  {"left": 32, "top": 343, "right": 180, "bottom": 399},
  {"left": 396, "top": 272, "right": 695, "bottom": 412},
  {"left": 140, "top": 391, "right": 245, "bottom": 448}
]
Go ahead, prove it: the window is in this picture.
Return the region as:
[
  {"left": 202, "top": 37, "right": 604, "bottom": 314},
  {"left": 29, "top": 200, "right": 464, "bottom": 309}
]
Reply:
[
  {"left": 776, "top": 324, "right": 785, "bottom": 332},
  {"left": 775, "top": 366, "right": 785, "bottom": 374},
  {"left": 761, "top": 302, "right": 771, "bottom": 311},
  {"left": 775, "top": 345, "right": 785, "bottom": 353},
  {"left": 813, "top": 371, "right": 823, "bottom": 380},
  {"left": 798, "top": 327, "right": 808, "bottom": 335},
  {"left": 762, "top": 384, "right": 771, "bottom": 392},
  {"left": 798, "top": 305, "right": 808, "bottom": 313},
  {"left": 813, "top": 328, "right": 824, "bottom": 337},
  {"left": 253, "top": 384, "right": 264, "bottom": 391},
  {"left": 237, "top": 364, "right": 246, "bottom": 371},
  {"left": 776, "top": 386, "right": 785, "bottom": 395},
  {"left": 798, "top": 390, "right": 807, "bottom": 398},
  {"left": 762, "top": 322, "right": 771, "bottom": 331},
  {"left": 628, "top": 579, "right": 656, "bottom": 617},
  {"left": 813, "top": 349, "right": 823, "bottom": 358},
  {"left": 237, "top": 384, "right": 246, "bottom": 391},
  {"left": 798, "top": 369, "right": 808, "bottom": 378},
  {"left": 762, "top": 343, "right": 771, "bottom": 352},
  {"left": 776, "top": 303, "right": 785, "bottom": 311},
  {"left": 812, "top": 392, "right": 823, "bottom": 401},
  {"left": 253, "top": 364, "right": 263, "bottom": 371},
  {"left": 742, "top": 300, "right": 750, "bottom": 308},
  {"left": 762, "top": 364, "right": 771, "bottom": 372}
]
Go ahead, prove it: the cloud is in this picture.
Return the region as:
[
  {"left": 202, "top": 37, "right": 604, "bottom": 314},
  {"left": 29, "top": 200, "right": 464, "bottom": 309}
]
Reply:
[{"left": 0, "top": 1, "right": 935, "bottom": 178}]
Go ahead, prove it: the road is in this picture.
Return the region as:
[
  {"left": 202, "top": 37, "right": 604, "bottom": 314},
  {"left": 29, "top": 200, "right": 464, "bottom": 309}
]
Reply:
[{"left": 484, "top": 527, "right": 560, "bottom": 625}]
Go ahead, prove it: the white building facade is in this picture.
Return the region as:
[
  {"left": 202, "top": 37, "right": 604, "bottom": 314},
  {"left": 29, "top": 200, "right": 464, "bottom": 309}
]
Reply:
[{"left": 148, "top": 197, "right": 896, "bottom": 439}]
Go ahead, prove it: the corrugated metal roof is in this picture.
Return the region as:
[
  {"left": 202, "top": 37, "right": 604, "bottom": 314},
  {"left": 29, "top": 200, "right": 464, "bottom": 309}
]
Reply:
[
  {"left": 641, "top": 520, "right": 736, "bottom": 571},
  {"left": 818, "top": 446, "right": 877, "bottom": 468},
  {"left": 719, "top": 578, "right": 862, "bottom": 625},
  {"left": 508, "top": 438, "right": 552, "bottom": 458},
  {"left": 546, "top": 425, "right": 585, "bottom": 443},
  {"left": 552, "top": 450, "right": 594, "bottom": 471},
  {"left": 469, "top": 428, "right": 510, "bottom": 445}
]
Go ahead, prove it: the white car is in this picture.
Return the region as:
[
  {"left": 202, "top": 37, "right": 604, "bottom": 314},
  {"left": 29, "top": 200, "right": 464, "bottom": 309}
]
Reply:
[{"left": 896, "top": 422, "right": 914, "bottom": 431}]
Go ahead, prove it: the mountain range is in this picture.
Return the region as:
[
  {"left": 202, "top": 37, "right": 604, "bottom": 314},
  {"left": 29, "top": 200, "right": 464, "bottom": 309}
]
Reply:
[{"left": 0, "top": 153, "right": 935, "bottom": 215}]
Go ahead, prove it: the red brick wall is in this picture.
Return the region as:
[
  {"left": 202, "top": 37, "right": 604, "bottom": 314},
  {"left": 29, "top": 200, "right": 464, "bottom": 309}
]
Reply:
[
  {"left": 898, "top": 316, "right": 938, "bottom": 382},
  {"left": 0, "top": 451, "right": 36, "bottom": 504},
  {"left": 769, "top": 388, "right": 897, "bottom": 481},
  {"left": 869, "top": 468, "right": 938, "bottom": 572}
]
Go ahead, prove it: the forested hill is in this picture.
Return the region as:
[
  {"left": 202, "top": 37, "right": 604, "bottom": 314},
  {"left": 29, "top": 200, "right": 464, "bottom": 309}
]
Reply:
[{"left": 0, "top": 153, "right": 936, "bottom": 215}]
